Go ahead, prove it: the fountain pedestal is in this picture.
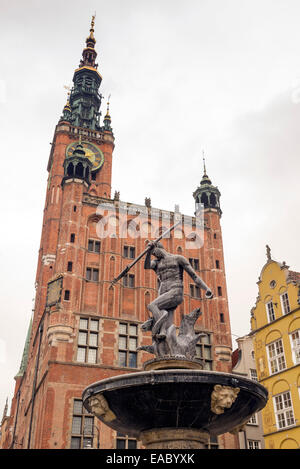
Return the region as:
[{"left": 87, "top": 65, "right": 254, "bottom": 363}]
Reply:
[{"left": 140, "top": 428, "right": 210, "bottom": 449}]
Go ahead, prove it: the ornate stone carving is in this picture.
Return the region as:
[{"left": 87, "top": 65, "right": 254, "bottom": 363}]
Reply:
[
  {"left": 210, "top": 385, "right": 240, "bottom": 415},
  {"left": 46, "top": 276, "right": 63, "bottom": 307},
  {"left": 88, "top": 394, "right": 116, "bottom": 423}
]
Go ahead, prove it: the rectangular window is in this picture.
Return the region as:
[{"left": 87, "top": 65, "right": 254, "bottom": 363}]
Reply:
[
  {"left": 86, "top": 268, "right": 99, "bottom": 282},
  {"left": 76, "top": 317, "right": 99, "bottom": 364},
  {"left": 64, "top": 290, "right": 70, "bottom": 301},
  {"left": 273, "top": 391, "right": 295, "bottom": 430},
  {"left": 281, "top": 292, "right": 290, "bottom": 315},
  {"left": 190, "top": 284, "right": 201, "bottom": 298},
  {"left": 204, "top": 436, "right": 219, "bottom": 449},
  {"left": 195, "top": 333, "right": 213, "bottom": 370},
  {"left": 267, "top": 339, "right": 286, "bottom": 374},
  {"left": 215, "top": 260, "right": 220, "bottom": 269},
  {"left": 70, "top": 233, "right": 75, "bottom": 243},
  {"left": 250, "top": 369, "right": 258, "bottom": 381},
  {"left": 123, "top": 274, "right": 135, "bottom": 288},
  {"left": 118, "top": 323, "right": 138, "bottom": 368},
  {"left": 116, "top": 432, "right": 137, "bottom": 449},
  {"left": 70, "top": 399, "right": 96, "bottom": 449},
  {"left": 266, "top": 301, "right": 275, "bottom": 322},
  {"left": 219, "top": 313, "right": 225, "bottom": 323},
  {"left": 290, "top": 329, "right": 300, "bottom": 364},
  {"left": 67, "top": 261, "right": 73, "bottom": 272},
  {"left": 248, "top": 440, "right": 261, "bottom": 449},
  {"left": 217, "top": 286, "right": 222, "bottom": 296},
  {"left": 88, "top": 239, "right": 101, "bottom": 253},
  {"left": 189, "top": 258, "right": 200, "bottom": 271},
  {"left": 123, "top": 246, "right": 135, "bottom": 259},
  {"left": 248, "top": 413, "right": 258, "bottom": 425}
]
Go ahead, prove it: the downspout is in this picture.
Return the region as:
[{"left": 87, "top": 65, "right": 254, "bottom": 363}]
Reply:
[{"left": 27, "top": 322, "right": 43, "bottom": 449}]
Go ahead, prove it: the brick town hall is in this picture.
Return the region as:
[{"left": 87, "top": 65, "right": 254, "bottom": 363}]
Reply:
[{"left": 1, "top": 17, "right": 238, "bottom": 450}]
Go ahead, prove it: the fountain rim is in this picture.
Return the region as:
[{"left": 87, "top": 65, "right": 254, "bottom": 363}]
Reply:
[{"left": 82, "top": 368, "right": 268, "bottom": 404}]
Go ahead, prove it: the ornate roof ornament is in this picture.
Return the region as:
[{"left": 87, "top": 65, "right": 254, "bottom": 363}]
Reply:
[{"left": 266, "top": 244, "right": 271, "bottom": 261}]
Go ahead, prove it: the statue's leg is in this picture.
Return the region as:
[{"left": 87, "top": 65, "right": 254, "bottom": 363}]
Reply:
[{"left": 148, "top": 289, "right": 181, "bottom": 338}]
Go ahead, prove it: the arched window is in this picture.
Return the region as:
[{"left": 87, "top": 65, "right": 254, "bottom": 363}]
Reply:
[
  {"left": 210, "top": 193, "right": 217, "bottom": 207},
  {"left": 201, "top": 193, "right": 208, "bottom": 206},
  {"left": 75, "top": 162, "right": 84, "bottom": 178},
  {"left": 67, "top": 162, "right": 74, "bottom": 177}
]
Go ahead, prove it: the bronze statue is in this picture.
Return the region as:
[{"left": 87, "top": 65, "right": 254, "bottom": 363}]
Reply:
[
  {"left": 112, "top": 224, "right": 213, "bottom": 360},
  {"left": 143, "top": 241, "right": 212, "bottom": 339}
]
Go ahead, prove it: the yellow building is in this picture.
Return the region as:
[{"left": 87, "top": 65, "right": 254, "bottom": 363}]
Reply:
[{"left": 250, "top": 246, "right": 300, "bottom": 449}]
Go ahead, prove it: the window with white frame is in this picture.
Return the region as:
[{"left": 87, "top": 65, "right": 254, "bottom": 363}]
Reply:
[
  {"left": 248, "top": 440, "right": 261, "bottom": 449},
  {"left": 195, "top": 333, "right": 213, "bottom": 370},
  {"left": 266, "top": 301, "right": 275, "bottom": 322},
  {"left": 273, "top": 391, "right": 295, "bottom": 430},
  {"left": 280, "top": 292, "right": 290, "bottom": 315},
  {"left": 250, "top": 368, "right": 258, "bottom": 381},
  {"left": 118, "top": 323, "right": 138, "bottom": 368},
  {"left": 70, "top": 399, "right": 95, "bottom": 449},
  {"left": 290, "top": 329, "right": 300, "bottom": 365},
  {"left": 267, "top": 339, "right": 286, "bottom": 374},
  {"left": 76, "top": 317, "right": 99, "bottom": 364},
  {"left": 248, "top": 413, "right": 258, "bottom": 425}
]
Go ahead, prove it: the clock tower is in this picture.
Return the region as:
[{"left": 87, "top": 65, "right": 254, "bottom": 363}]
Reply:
[{"left": 48, "top": 15, "right": 114, "bottom": 201}]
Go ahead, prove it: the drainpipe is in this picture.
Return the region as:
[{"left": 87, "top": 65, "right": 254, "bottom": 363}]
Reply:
[{"left": 27, "top": 323, "right": 43, "bottom": 449}]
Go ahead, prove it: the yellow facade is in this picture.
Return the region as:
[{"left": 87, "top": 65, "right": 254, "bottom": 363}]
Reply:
[{"left": 250, "top": 258, "right": 300, "bottom": 449}]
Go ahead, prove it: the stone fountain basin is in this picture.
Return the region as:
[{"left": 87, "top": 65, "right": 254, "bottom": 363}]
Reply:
[{"left": 82, "top": 369, "right": 268, "bottom": 437}]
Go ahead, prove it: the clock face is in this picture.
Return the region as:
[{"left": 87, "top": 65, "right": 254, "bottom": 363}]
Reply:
[{"left": 66, "top": 141, "right": 104, "bottom": 172}]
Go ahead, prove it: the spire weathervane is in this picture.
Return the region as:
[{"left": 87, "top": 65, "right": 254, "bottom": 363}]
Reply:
[{"left": 266, "top": 245, "right": 271, "bottom": 261}]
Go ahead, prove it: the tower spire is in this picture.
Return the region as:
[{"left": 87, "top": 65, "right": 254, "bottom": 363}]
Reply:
[
  {"left": 202, "top": 151, "right": 207, "bottom": 176},
  {"left": 66, "top": 16, "right": 103, "bottom": 130},
  {"left": 79, "top": 15, "right": 98, "bottom": 69}
]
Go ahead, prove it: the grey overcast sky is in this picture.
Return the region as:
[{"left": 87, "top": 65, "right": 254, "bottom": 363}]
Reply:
[{"left": 1, "top": 0, "right": 300, "bottom": 415}]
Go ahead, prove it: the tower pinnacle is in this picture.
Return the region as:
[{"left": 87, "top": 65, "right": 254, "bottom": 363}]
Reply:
[{"left": 103, "top": 95, "right": 112, "bottom": 131}]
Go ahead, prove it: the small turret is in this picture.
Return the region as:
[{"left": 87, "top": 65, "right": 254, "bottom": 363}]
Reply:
[
  {"left": 193, "top": 157, "right": 222, "bottom": 216},
  {"left": 103, "top": 98, "right": 112, "bottom": 132}
]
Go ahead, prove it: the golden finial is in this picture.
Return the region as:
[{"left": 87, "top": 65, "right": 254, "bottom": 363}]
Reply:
[
  {"left": 86, "top": 14, "right": 96, "bottom": 46},
  {"left": 89, "top": 13, "right": 96, "bottom": 37},
  {"left": 91, "top": 12, "right": 96, "bottom": 28},
  {"left": 105, "top": 94, "right": 111, "bottom": 118},
  {"left": 63, "top": 85, "right": 71, "bottom": 110}
]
